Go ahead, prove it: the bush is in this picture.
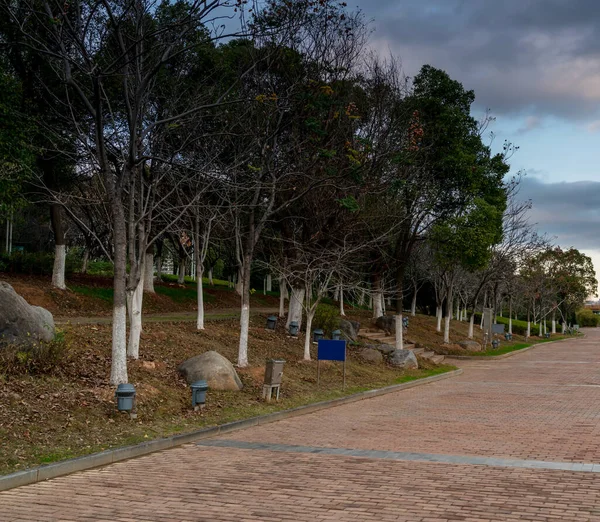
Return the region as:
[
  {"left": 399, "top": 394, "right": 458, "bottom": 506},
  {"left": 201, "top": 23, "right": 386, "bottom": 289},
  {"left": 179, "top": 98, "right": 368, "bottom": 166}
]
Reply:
[
  {"left": 0, "top": 331, "right": 67, "bottom": 376},
  {"left": 576, "top": 309, "right": 600, "bottom": 327},
  {"left": 86, "top": 260, "right": 114, "bottom": 276},
  {"left": 0, "top": 250, "right": 79, "bottom": 276},
  {"left": 312, "top": 304, "right": 340, "bottom": 336}
]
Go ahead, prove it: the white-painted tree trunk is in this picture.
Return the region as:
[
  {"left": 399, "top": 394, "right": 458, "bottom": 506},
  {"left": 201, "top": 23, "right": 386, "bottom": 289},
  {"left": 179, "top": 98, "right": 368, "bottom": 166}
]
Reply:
[
  {"left": 127, "top": 274, "right": 145, "bottom": 360},
  {"left": 508, "top": 299, "right": 513, "bottom": 335},
  {"left": 339, "top": 287, "right": 346, "bottom": 316},
  {"left": 359, "top": 289, "right": 365, "bottom": 307},
  {"left": 52, "top": 244, "right": 67, "bottom": 290},
  {"left": 333, "top": 285, "right": 340, "bottom": 301},
  {"left": 373, "top": 291, "right": 383, "bottom": 319},
  {"left": 526, "top": 321, "right": 531, "bottom": 338},
  {"left": 111, "top": 304, "right": 128, "bottom": 384},
  {"left": 468, "top": 313, "right": 475, "bottom": 339},
  {"left": 395, "top": 314, "right": 403, "bottom": 350},
  {"left": 410, "top": 288, "right": 417, "bottom": 317},
  {"left": 562, "top": 322, "right": 566, "bottom": 334},
  {"left": 208, "top": 268, "right": 213, "bottom": 286},
  {"left": 456, "top": 301, "right": 460, "bottom": 321},
  {"left": 238, "top": 304, "right": 250, "bottom": 366},
  {"left": 286, "top": 286, "right": 304, "bottom": 330},
  {"left": 303, "top": 310, "right": 315, "bottom": 360},
  {"left": 144, "top": 252, "right": 155, "bottom": 293},
  {"left": 436, "top": 306, "right": 442, "bottom": 332},
  {"left": 368, "top": 295, "right": 373, "bottom": 310},
  {"left": 551, "top": 310, "right": 556, "bottom": 335},
  {"left": 443, "top": 286, "right": 453, "bottom": 344},
  {"left": 266, "top": 274, "right": 272, "bottom": 292},
  {"left": 197, "top": 268, "right": 204, "bottom": 330}
]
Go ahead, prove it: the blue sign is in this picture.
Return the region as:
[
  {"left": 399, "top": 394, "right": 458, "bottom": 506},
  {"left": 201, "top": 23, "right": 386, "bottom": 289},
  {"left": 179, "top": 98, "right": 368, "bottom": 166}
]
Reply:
[{"left": 317, "top": 339, "right": 346, "bottom": 361}]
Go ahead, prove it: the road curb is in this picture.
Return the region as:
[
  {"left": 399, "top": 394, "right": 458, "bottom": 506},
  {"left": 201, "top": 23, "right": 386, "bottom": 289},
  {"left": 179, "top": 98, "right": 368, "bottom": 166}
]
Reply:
[
  {"left": 0, "top": 368, "right": 462, "bottom": 492},
  {"left": 448, "top": 335, "right": 584, "bottom": 360}
]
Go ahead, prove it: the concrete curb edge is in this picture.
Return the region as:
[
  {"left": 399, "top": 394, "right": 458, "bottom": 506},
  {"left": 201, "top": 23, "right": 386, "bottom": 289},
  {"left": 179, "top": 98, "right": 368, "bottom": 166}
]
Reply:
[{"left": 0, "top": 368, "right": 462, "bottom": 492}]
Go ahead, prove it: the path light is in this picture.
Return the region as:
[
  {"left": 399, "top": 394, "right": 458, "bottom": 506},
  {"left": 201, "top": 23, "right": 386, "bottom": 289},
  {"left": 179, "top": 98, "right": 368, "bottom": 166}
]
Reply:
[
  {"left": 191, "top": 380, "right": 209, "bottom": 410},
  {"left": 492, "top": 338, "right": 499, "bottom": 349},
  {"left": 332, "top": 329, "right": 342, "bottom": 341},
  {"left": 266, "top": 315, "right": 277, "bottom": 330},
  {"left": 115, "top": 383, "right": 136, "bottom": 419},
  {"left": 504, "top": 333, "right": 513, "bottom": 341},
  {"left": 313, "top": 329, "right": 324, "bottom": 343},
  {"left": 289, "top": 321, "right": 299, "bottom": 337}
]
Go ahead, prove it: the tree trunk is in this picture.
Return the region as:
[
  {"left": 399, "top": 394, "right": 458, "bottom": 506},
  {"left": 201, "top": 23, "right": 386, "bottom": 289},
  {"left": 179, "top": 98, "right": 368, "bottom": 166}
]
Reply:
[
  {"left": 195, "top": 218, "right": 205, "bottom": 330},
  {"left": 443, "top": 284, "right": 453, "bottom": 344},
  {"left": 436, "top": 305, "right": 443, "bottom": 332},
  {"left": 395, "top": 314, "right": 403, "bottom": 350},
  {"left": 468, "top": 313, "right": 475, "bottom": 339},
  {"left": 81, "top": 248, "right": 89, "bottom": 274},
  {"left": 333, "top": 285, "right": 340, "bottom": 301},
  {"left": 237, "top": 255, "right": 252, "bottom": 367},
  {"left": 278, "top": 278, "right": 286, "bottom": 318},
  {"left": 411, "top": 285, "right": 417, "bottom": 317},
  {"left": 526, "top": 308, "right": 531, "bottom": 339},
  {"left": 562, "top": 322, "right": 566, "bottom": 334},
  {"left": 286, "top": 286, "right": 305, "bottom": 331},
  {"left": 235, "top": 268, "right": 243, "bottom": 295},
  {"left": 110, "top": 201, "right": 128, "bottom": 385},
  {"left": 508, "top": 297, "right": 513, "bottom": 335},
  {"left": 177, "top": 253, "right": 186, "bottom": 285},
  {"left": 372, "top": 274, "right": 383, "bottom": 319},
  {"left": 551, "top": 310, "right": 556, "bottom": 334},
  {"left": 144, "top": 249, "right": 155, "bottom": 293},
  {"left": 339, "top": 287, "right": 346, "bottom": 316},
  {"left": 303, "top": 309, "right": 315, "bottom": 360},
  {"left": 266, "top": 273, "right": 272, "bottom": 292},
  {"left": 208, "top": 268, "right": 214, "bottom": 286},
  {"left": 127, "top": 269, "right": 144, "bottom": 360},
  {"left": 50, "top": 204, "right": 67, "bottom": 290},
  {"left": 155, "top": 239, "right": 163, "bottom": 282},
  {"left": 455, "top": 299, "right": 460, "bottom": 321}
]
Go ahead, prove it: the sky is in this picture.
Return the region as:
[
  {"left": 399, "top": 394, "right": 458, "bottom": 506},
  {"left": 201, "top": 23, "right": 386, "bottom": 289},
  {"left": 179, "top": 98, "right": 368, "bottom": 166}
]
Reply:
[{"left": 352, "top": 0, "right": 600, "bottom": 296}]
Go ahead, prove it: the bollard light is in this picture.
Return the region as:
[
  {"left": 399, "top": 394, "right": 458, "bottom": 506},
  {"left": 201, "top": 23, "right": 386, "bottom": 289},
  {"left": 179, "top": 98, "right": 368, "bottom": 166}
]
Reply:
[
  {"left": 332, "top": 329, "right": 342, "bottom": 341},
  {"left": 313, "top": 329, "right": 324, "bottom": 343},
  {"left": 492, "top": 338, "right": 499, "bottom": 349},
  {"left": 191, "top": 380, "right": 209, "bottom": 410},
  {"left": 266, "top": 315, "right": 277, "bottom": 330},
  {"left": 289, "top": 321, "right": 299, "bottom": 337},
  {"left": 115, "top": 383, "right": 136, "bottom": 416},
  {"left": 504, "top": 333, "right": 512, "bottom": 341}
]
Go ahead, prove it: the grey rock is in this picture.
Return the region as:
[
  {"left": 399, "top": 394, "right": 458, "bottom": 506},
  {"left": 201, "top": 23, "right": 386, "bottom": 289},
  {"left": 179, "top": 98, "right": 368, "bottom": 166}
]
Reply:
[
  {"left": 338, "top": 319, "right": 358, "bottom": 342},
  {"left": 375, "top": 315, "right": 395, "bottom": 334},
  {"left": 177, "top": 351, "right": 243, "bottom": 391},
  {"left": 389, "top": 349, "right": 419, "bottom": 369},
  {"left": 366, "top": 343, "right": 395, "bottom": 355},
  {"left": 0, "top": 282, "right": 55, "bottom": 347},
  {"left": 358, "top": 348, "right": 383, "bottom": 364},
  {"left": 457, "top": 340, "right": 482, "bottom": 352}
]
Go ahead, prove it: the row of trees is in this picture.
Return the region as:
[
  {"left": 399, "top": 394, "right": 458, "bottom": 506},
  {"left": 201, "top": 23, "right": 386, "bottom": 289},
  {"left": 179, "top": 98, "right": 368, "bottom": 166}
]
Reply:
[{"left": 1, "top": 0, "right": 595, "bottom": 384}]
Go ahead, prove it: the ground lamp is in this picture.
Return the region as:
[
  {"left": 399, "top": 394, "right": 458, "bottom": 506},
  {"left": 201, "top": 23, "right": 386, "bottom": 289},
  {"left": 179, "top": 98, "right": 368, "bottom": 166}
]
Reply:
[
  {"left": 492, "top": 338, "right": 499, "bottom": 349},
  {"left": 313, "top": 329, "right": 324, "bottom": 343},
  {"left": 266, "top": 315, "right": 277, "bottom": 330},
  {"left": 115, "top": 383, "right": 137, "bottom": 419},
  {"left": 262, "top": 359, "right": 285, "bottom": 402},
  {"left": 332, "top": 329, "right": 342, "bottom": 341},
  {"left": 504, "top": 333, "right": 513, "bottom": 341},
  {"left": 288, "top": 321, "right": 299, "bottom": 337},
  {"left": 191, "top": 380, "right": 209, "bottom": 411}
]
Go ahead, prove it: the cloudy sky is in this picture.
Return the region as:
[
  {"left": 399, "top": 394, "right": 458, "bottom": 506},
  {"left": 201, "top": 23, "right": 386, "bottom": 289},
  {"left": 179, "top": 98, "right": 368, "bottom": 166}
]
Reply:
[{"left": 353, "top": 0, "right": 600, "bottom": 294}]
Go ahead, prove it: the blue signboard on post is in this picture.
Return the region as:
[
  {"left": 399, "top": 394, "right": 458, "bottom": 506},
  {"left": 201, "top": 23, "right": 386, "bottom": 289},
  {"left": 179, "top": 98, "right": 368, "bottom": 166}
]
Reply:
[{"left": 317, "top": 339, "right": 347, "bottom": 389}]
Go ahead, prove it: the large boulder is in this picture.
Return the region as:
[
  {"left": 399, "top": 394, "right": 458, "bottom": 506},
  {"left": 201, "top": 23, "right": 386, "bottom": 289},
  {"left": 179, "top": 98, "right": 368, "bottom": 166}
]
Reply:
[
  {"left": 177, "top": 351, "right": 243, "bottom": 391},
  {"left": 375, "top": 315, "right": 395, "bottom": 334},
  {"left": 389, "top": 349, "right": 419, "bottom": 369},
  {"left": 358, "top": 347, "right": 383, "bottom": 364},
  {"left": 339, "top": 319, "right": 358, "bottom": 342},
  {"left": 457, "top": 340, "right": 483, "bottom": 352},
  {"left": 0, "top": 282, "right": 55, "bottom": 347}
]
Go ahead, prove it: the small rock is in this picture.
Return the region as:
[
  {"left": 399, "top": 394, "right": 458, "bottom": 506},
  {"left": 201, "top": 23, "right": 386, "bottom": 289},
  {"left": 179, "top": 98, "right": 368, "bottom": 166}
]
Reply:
[
  {"left": 358, "top": 348, "right": 383, "bottom": 364},
  {"left": 141, "top": 361, "right": 156, "bottom": 370},
  {"left": 389, "top": 349, "right": 419, "bottom": 369},
  {"left": 177, "top": 351, "right": 243, "bottom": 391},
  {"left": 457, "top": 340, "right": 482, "bottom": 352},
  {"left": 367, "top": 343, "right": 395, "bottom": 355},
  {"left": 338, "top": 319, "right": 358, "bottom": 342}
]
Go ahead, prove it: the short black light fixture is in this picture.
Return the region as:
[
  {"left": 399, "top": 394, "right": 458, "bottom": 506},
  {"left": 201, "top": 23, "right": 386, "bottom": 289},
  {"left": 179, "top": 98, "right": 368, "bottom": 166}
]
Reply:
[
  {"left": 288, "top": 321, "right": 299, "bottom": 337},
  {"left": 190, "top": 380, "right": 209, "bottom": 411},
  {"left": 266, "top": 315, "right": 277, "bottom": 330},
  {"left": 504, "top": 332, "right": 513, "bottom": 341},
  {"left": 313, "top": 329, "right": 324, "bottom": 344},
  {"left": 332, "top": 329, "right": 342, "bottom": 341},
  {"left": 115, "top": 383, "right": 137, "bottom": 419},
  {"left": 492, "top": 338, "right": 499, "bottom": 349}
]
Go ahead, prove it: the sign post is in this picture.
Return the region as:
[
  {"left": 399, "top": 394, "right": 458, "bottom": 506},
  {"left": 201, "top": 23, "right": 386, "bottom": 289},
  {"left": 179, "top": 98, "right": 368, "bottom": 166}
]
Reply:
[{"left": 317, "top": 339, "right": 347, "bottom": 390}]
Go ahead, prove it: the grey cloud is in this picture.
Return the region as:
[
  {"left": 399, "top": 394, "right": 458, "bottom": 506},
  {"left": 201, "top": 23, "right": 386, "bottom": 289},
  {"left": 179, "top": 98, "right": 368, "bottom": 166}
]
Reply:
[
  {"left": 517, "top": 177, "right": 600, "bottom": 250},
  {"left": 354, "top": 0, "right": 600, "bottom": 119}
]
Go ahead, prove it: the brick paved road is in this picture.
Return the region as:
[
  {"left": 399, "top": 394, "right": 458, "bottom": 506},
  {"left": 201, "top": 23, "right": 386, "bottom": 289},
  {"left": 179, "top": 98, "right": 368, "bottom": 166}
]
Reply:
[{"left": 3, "top": 331, "right": 600, "bottom": 521}]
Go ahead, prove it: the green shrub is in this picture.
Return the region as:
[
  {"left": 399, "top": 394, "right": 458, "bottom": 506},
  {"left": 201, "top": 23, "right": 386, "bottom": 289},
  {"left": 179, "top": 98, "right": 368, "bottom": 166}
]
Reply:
[
  {"left": 312, "top": 304, "right": 340, "bottom": 336},
  {"left": 0, "top": 331, "right": 67, "bottom": 375},
  {"left": 576, "top": 309, "right": 600, "bottom": 327},
  {"left": 0, "top": 251, "right": 79, "bottom": 276},
  {"left": 86, "top": 260, "right": 114, "bottom": 276}
]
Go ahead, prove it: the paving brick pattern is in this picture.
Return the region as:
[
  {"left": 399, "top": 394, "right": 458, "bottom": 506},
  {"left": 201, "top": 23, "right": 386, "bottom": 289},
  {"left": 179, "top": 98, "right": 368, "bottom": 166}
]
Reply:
[{"left": 2, "top": 330, "right": 600, "bottom": 521}]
